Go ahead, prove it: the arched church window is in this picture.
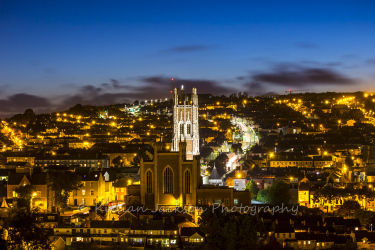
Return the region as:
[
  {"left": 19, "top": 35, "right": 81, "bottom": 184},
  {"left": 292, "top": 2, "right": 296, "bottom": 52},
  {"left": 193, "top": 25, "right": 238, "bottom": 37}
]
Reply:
[
  {"left": 180, "top": 124, "right": 184, "bottom": 134},
  {"left": 163, "top": 167, "right": 173, "bottom": 193},
  {"left": 187, "top": 124, "right": 191, "bottom": 134},
  {"left": 146, "top": 170, "right": 152, "bottom": 193},
  {"left": 184, "top": 170, "right": 191, "bottom": 194}
]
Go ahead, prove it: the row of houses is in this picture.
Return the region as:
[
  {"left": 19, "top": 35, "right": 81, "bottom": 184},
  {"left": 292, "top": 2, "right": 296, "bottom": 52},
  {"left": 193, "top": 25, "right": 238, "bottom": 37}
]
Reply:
[
  {"left": 0, "top": 168, "right": 136, "bottom": 212},
  {"left": 52, "top": 218, "right": 204, "bottom": 248}
]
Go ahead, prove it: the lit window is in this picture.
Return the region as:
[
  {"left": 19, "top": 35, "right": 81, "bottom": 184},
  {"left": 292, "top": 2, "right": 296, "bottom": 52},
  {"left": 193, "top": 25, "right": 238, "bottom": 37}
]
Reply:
[
  {"left": 234, "top": 199, "right": 238, "bottom": 205},
  {"left": 163, "top": 167, "right": 173, "bottom": 193},
  {"left": 146, "top": 170, "right": 153, "bottom": 193},
  {"left": 82, "top": 190, "right": 86, "bottom": 195},
  {"left": 185, "top": 170, "right": 191, "bottom": 193}
]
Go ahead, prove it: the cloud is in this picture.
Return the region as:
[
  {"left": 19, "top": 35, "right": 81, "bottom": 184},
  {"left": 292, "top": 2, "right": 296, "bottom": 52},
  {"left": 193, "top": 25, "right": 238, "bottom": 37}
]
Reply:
[
  {"left": 249, "top": 64, "right": 356, "bottom": 87},
  {"left": 295, "top": 42, "right": 318, "bottom": 49},
  {"left": 365, "top": 59, "right": 375, "bottom": 65},
  {"left": 43, "top": 67, "right": 57, "bottom": 75},
  {"left": 80, "top": 85, "right": 103, "bottom": 95},
  {"left": 0, "top": 93, "right": 51, "bottom": 113},
  {"left": 162, "top": 44, "right": 213, "bottom": 53},
  {"left": 140, "top": 76, "right": 236, "bottom": 96}
]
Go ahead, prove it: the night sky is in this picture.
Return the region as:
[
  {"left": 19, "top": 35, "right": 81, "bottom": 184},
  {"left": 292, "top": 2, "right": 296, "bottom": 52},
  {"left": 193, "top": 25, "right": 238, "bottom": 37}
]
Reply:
[{"left": 1, "top": 1, "right": 375, "bottom": 117}]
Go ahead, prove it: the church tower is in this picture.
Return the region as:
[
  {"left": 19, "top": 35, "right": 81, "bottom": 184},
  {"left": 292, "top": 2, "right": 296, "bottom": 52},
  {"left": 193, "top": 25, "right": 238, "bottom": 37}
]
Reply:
[{"left": 172, "top": 86, "right": 200, "bottom": 160}]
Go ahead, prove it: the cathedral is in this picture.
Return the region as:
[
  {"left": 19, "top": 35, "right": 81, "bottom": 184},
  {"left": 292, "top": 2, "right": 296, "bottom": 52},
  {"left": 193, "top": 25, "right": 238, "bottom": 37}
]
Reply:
[
  {"left": 140, "top": 87, "right": 201, "bottom": 210},
  {"left": 139, "top": 86, "right": 252, "bottom": 211}
]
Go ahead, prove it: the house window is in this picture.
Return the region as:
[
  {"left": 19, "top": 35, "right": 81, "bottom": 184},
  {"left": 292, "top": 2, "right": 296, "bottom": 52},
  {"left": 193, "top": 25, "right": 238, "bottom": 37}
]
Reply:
[
  {"left": 235, "top": 181, "right": 239, "bottom": 186},
  {"left": 146, "top": 170, "right": 153, "bottom": 193},
  {"left": 116, "top": 188, "right": 119, "bottom": 192},
  {"left": 82, "top": 190, "right": 86, "bottom": 195},
  {"left": 91, "top": 190, "right": 94, "bottom": 195},
  {"left": 234, "top": 199, "right": 238, "bottom": 205},
  {"left": 185, "top": 170, "right": 191, "bottom": 194},
  {"left": 82, "top": 199, "right": 85, "bottom": 204},
  {"left": 163, "top": 167, "right": 173, "bottom": 193},
  {"left": 90, "top": 182, "right": 94, "bottom": 187},
  {"left": 36, "top": 191, "right": 41, "bottom": 198},
  {"left": 13, "top": 191, "right": 18, "bottom": 197}
]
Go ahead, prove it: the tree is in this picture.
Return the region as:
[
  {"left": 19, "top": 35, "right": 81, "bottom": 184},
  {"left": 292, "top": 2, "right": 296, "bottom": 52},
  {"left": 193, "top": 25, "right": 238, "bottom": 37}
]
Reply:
[
  {"left": 256, "top": 180, "right": 291, "bottom": 206},
  {"left": 200, "top": 146, "right": 213, "bottom": 160},
  {"left": 257, "top": 188, "right": 271, "bottom": 204},
  {"left": 112, "top": 156, "right": 124, "bottom": 167},
  {"left": 50, "top": 172, "right": 83, "bottom": 211},
  {"left": 5, "top": 207, "right": 52, "bottom": 250},
  {"left": 215, "top": 153, "right": 229, "bottom": 175},
  {"left": 338, "top": 200, "right": 361, "bottom": 218},
  {"left": 15, "top": 184, "right": 35, "bottom": 209},
  {"left": 231, "top": 143, "right": 242, "bottom": 154},
  {"left": 268, "top": 179, "right": 291, "bottom": 206},
  {"left": 354, "top": 209, "right": 375, "bottom": 230},
  {"left": 198, "top": 205, "right": 265, "bottom": 250},
  {"left": 345, "top": 155, "right": 354, "bottom": 169},
  {"left": 312, "top": 186, "right": 339, "bottom": 209},
  {"left": 198, "top": 205, "right": 227, "bottom": 249},
  {"left": 245, "top": 180, "right": 259, "bottom": 198},
  {"left": 131, "top": 147, "right": 148, "bottom": 167}
]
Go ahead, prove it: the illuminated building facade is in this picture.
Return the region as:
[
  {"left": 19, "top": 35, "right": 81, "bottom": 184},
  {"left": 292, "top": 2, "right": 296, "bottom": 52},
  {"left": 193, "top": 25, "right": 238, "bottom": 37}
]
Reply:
[
  {"left": 140, "top": 142, "right": 201, "bottom": 210},
  {"left": 171, "top": 86, "right": 200, "bottom": 160}
]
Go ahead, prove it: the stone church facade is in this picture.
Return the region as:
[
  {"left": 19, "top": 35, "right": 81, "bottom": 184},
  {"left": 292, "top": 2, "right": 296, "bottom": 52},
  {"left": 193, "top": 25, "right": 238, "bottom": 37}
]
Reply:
[{"left": 139, "top": 87, "right": 251, "bottom": 211}]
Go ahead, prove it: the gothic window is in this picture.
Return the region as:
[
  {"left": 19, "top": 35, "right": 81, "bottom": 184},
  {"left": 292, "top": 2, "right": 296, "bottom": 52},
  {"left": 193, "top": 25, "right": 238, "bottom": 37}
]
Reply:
[
  {"left": 163, "top": 167, "right": 173, "bottom": 193},
  {"left": 180, "top": 124, "right": 184, "bottom": 134},
  {"left": 187, "top": 124, "right": 191, "bottom": 134},
  {"left": 146, "top": 170, "right": 152, "bottom": 193},
  {"left": 184, "top": 170, "right": 191, "bottom": 194}
]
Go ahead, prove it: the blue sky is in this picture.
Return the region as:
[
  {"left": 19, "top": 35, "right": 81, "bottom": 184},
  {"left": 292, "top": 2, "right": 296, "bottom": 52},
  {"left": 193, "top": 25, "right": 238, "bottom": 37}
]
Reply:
[{"left": 0, "top": 1, "right": 374, "bottom": 116}]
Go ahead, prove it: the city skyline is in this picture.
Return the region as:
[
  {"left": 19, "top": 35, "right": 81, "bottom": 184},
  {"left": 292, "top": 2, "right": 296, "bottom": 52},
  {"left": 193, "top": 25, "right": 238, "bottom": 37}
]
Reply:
[{"left": 1, "top": 1, "right": 375, "bottom": 117}]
